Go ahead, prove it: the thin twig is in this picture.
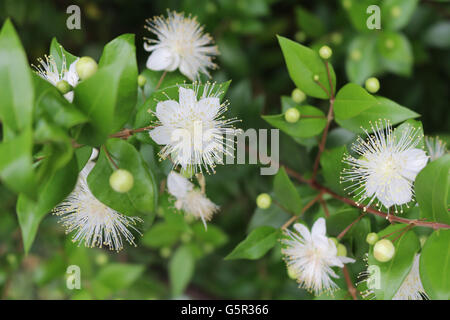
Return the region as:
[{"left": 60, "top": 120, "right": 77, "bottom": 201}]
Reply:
[
  {"left": 102, "top": 145, "right": 119, "bottom": 170},
  {"left": 337, "top": 213, "right": 366, "bottom": 239},
  {"left": 281, "top": 193, "right": 322, "bottom": 230},
  {"left": 155, "top": 71, "right": 167, "bottom": 91},
  {"left": 343, "top": 265, "right": 358, "bottom": 300}
]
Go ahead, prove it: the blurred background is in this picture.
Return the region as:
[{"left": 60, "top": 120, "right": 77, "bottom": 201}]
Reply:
[{"left": 0, "top": 0, "right": 449, "bottom": 299}]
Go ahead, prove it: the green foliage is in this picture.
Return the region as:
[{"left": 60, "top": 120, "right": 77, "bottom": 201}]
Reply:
[{"left": 273, "top": 168, "right": 302, "bottom": 214}]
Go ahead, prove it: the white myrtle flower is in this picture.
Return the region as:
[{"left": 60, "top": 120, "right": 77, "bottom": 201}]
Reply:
[
  {"left": 393, "top": 254, "right": 428, "bottom": 300},
  {"left": 143, "top": 11, "right": 219, "bottom": 81},
  {"left": 282, "top": 218, "right": 355, "bottom": 295},
  {"left": 149, "top": 83, "right": 237, "bottom": 174},
  {"left": 425, "top": 136, "right": 447, "bottom": 161},
  {"left": 33, "top": 50, "right": 79, "bottom": 102},
  {"left": 53, "top": 154, "right": 142, "bottom": 252},
  {"left": 167, "top": 171, "right": 218, "bottom": 229},
  {"left": 341, "top": 120, "right": 428, "bottom": 213}
]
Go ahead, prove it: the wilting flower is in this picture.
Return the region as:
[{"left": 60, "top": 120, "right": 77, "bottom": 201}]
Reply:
[
  {"left": 167, "top": 171, "right": 218, "bottom": 229},
  {"left": 33, "top": 50, "right": 79, "bottom": 102},
  {"left": 341, "top": 120, "right": 428, "bottom": 213},
  {"left": 53, "top": 155, "right": 141, "bottom": 252},
  {"left": 282, "top": 218, "right": 355, "bottom": 295},
  {"left": 425, "top": 136, "right": 447, "bottom": 161},
  {"left": 149, "top": 83, "right": 237, "bottom": 174},
  {"left": 143, "top": 11, "right": 219, "bottom": 80},
  {"left": 393, "top": 254, "right": 428, "bottom": 300}
]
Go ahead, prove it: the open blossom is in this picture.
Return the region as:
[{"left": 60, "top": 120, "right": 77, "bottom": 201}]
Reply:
[
  {"left": 143, "top": 11, "right": 219, "bottom": 80},
  {"left": 425, "top": 136, "right": 447, "bottom": 161},
  {"left": 33, "top": 51, "right": 79, "bottom": 102},
  {"left": 167, "top": 171, "right": 218, "bottom": 229},
  {"left": 282, "top": 218, "right": 355, "bottom": 295},
  {"left": 53, "top": 153, "right": 141, "bottom": 252},
  {"left": 149, "top": 83, "right": 237, "bottom": 174},
  {"left": 341, "top": 120, "right": 428, "bottom": 213},
  {"left": 393, "top": 254, "right": 428, "bottom": 300}
]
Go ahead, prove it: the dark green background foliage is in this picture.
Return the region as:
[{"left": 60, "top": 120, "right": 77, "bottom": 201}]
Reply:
[{"left": 0, "top": 0, "right": 449, "bottom": 299}]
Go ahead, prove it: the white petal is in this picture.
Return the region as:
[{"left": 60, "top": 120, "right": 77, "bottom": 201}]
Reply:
[
  {"left": 146, "top": 48, "right": 177, "bottom": 71},
  {"left": 156, "top": 100, "right": 180, "bottom": 126},
  {"left": 179, "top": 60, "right": 197, "bottom": 81},
  {"left": 64, "top": 59, "right": 79, "bottom": 87},
  {"left": 149, "top": 126, "right": 173, "bottom": 145},
  {"left": 179, "top": 87, "right": 197, "bottom": 109},
  {"left": 311, "top": 218, "right": 327, "bottom": 237},
  {"left": 339, "top": 256, "right": 356, "bottom": 264},
  {"left": 400, "top": 149, "right": 428, "bottom": 180},
  {"left": 293, "top": 223, "right": 311, "bottom": 241},
  {"left": 196, "top": 97, "right": 221, "bottom": 119},
  {"left": 64, "top": 91, "right": 74, "bottom": 103},
  {"left": 167, "top": 171, "right": 193, "bottom": 199},
  {"left": 389, "top": 177, "right": 413, "bottom": 205}
]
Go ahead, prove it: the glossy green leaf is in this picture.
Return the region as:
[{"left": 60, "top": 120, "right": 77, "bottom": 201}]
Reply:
[
  {"left": 381, "top": 0, "right": 419, "bottom": 31},
  {"left": 376, "top": 31, "right": 413, "bottom": 76},
  {"left": 320, "top": 145, "right": 346, "bottom": 194},
  {"left": 225, "top": 226, "right": 279, "bottom": 260},
  {"left": 415, "top": 154, "right": 450, "bottom": 224},
  {"left": 169, "top": 246, "right": 195, "bottom": 297},
  {"left": 262, "top": 105, "right": 326, "bottom": 138},
  {"left": 141, "top": 222, "right": 184, "bottom": 248},
  {"left": 49, "top": 37, "right": 78, "bottom": 70},
  {"left": 334, "top": 83, "right": 378, "bottom": 120},
  {"left": 0, "top": 18, "right": 34, "bottom": 134},
  {"left": 277, "top": 35, "right": 336, "bottom": 99},
  {"left": 295, "top": 6, "right": 325, "bottom": 38},
  {"left": 87, "top": 138, "right": 157, "bottom": 217},
  {"left": 192, "top": 223, "right": 228, "bottom": 247},
  {"left": 420, "top": 230, "right": 450, "bottom": 300},
  {"left": 273, "top": 167, "right": 302, "bottom": 214},
  {"left": 94, "top": 263, "right": 144, "bottom": 295},
  {"left": 341, "top": 0, "right": 379, "bottom": 32},
  {"left": 346, "top": 34, "right": 379, "bottom": 85}
]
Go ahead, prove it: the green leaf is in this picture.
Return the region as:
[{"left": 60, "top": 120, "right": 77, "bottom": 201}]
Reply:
[
  {"left": 334, "top": 83, "right": 378, "bottom": 120},
  {"left": 346, "top": 35, "right": 379, "bottom": 85},
  {"left": 16, "top": 156, "right": 78, "bottom": 253},
  {"left": 75, "top": 34, "right": 138, "bottom": 145},
  {"left": 367, "top": 224, "right": 420, "bottom": 300},
  {"left": 169, "top": 246, "right": 195, "bottom": 297},
  {"left": 320, "top": 145, "right": 346, "bottom": 194},
  {"left": 192, "top": 223, "right": 228, "bottom": 247},
  {"left": 277, "top": 35, "right": 336, "bottom": 99},
  {"left": 33, "top": 73, "right": 87, "bottom": 129},
  {"left": 141, "top": 222, "right": 183, "bottom": 248},
  {"left": 336, "top": 96, "right": 419, "bottom": 133},
  {"left": 49, "top": 37, "right": 78, "bottom": 71},
  {"left": 87, "top": 138, "right": 157, "bottom": 216},
  {"left": 273, "top": 167, "right": 302, "bottom": 214},
  {"left": 394, "top": 119, "right": 424, "bottom": 149},
  {"left": 376, "top": 31, "right": 413, "bottom": 76},
  {"left": 420, "top": 230, "right": 450, "bottom": 300},
  {"left": 415, "top": 154, "right": 450, "bottom": 225},
  {"left": 381, "top": 0, "right": 419, "bottom": 31},
  {"left": 262, "top": 105, "right": 326, "bottom": 138},
  {"left": 341, "top": 0, "right": 380, "bottom": 32},
  {"left": 0, "top": 128, "right": 36, "bottom": 198},
  {"left": 225, "top": 226, "right": 279, "bottom": 260},
  {"left": 295, "top": 6, "right": 325, "bottom": 38},
  {"left": 0, "top": 18, "right": 34, "bottom": 133},
  {"left": 140, "top": 69, "right": 187, "bottom": 98},
  {"left": 94, "top": 263, "right": 144, "bottom": 294}
]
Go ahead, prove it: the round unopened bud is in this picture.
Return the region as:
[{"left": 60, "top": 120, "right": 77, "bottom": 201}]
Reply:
[
  {"left": 329, "top": 237, "right": 339, "bottom": 247},
  {"left": 350, "top": 49, "right": 361, "bottom": 61},
  {"left": 391, "top": 6, "right": 401, "bottom": 17},
  {"left": 76, "top": 56, "right": 98, "bottom": 80},
  {"left": 203, "top": 243, "right": 214, "bottom": 254},
  {"left": 181, "top": 233, "right": 192, "bottom": 243},
  {"left": 95, "top": 253, "right": 108, "bottom": 266},
  {"left": 313, "top": 74, "right": 320, "bottom": 81},
  {"left": 331, "top": 32, "right": 343, "bottom": 45},
  {"left": 366, "top": 232, "right": 379, "bottom": 245},
  {"left": 256, "top": 193, "right": 272, "bottom": 209},
  {"left": 291, "top": 88, "right": 306, "bottom": 104},
  {"left": 137, "top": 74, "right": 147, "bottom": 87},
  {"left": 419, "top": 235, "right": 427, "bottom": 248},
  {"left": 287, "top": 266, "right": 297, "bottom": 280},
  {"left": 365, "top": 77, "right": 380, "bottom": 93},
  {"left": 373, "top": 239, "right": 395, "bottom": 262},
  {"left": 160, "top": 247, "right": 171, "bottom": 258},
  {"left": 343, "top": 0, "right": 352, "bottom": 9},
  {"left": 285, "top": 108, "right": 301, "bottom": 123},
  {"left": 56, "top": 80, "right": 72, "bottom": 94},
  {"left": 385, "top": 39, "right": 395, "bottom": 49},
  {"left": 109, "top": 169, "right": 134, "bottom": 193},
  {"left": 319, "top": 45, "right": 333, "bottom": 60},
  {"left": 337, "top": 243, "right": 347, "bottom": 257},
  {"left": 295, "top": 31, "right": 306, "bottom": 43}
]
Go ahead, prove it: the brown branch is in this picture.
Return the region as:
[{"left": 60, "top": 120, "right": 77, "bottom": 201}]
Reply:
[
  {"left": 343, "top": 265, "right": 358, "bottom": 300},
  {"left": 102, "top": 145, "right": 119, "bottom": 170},
  {"left": 337, "top": 213, "right": 366, "bottom": 240},
  {"left": 281, "top": 193, "right": 322, "bottom": 230},
  {"left": 283, "top": 165, "right": 450, "bottom": 230},
  {"left": 109, "top": 125, "right": 155, "bottom": 140},
  {"left": 155, "top": 71, "right": 167, "bottom": 91}
]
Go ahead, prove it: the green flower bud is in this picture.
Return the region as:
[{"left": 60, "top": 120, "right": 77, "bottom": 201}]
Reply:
[
  {"left": 330, "top": 32, "right": 343, "bottom": 45},
  {"left": 419, "top": 235, "right": 427, "bottom": 248},
  {"left": 203, "top": 243, "right": 214, "bottom": 254},
  {"left": 137, "top": 74, "right": 147, "bottom": 87},
  {"left": 337, "top": 243, "right": 347, "bottom": 257},
  {"left": 329, "top": 237, "right": 339, "bottom": 247},
  {"left": 294, "top": 31, "right": 306, "bottom": 43},
  {"left": 350, "top": 49, "right": 361, "bottom": 61},
  {"left": 160, "top": 247, "right": 171, "bottom": 258},
  {"left": 343, "top": 0, "right": 352, "bottom": 9},
  {"left": 56, "top": 80, "right": 72, "bottom": 94},
  {"left": 291, "top": 88, "right": 306, "bottom": 104},
  {"left": 95, "top": 253, "right": 108, "bottom": 266},
  {"left": 373, "top": 239, "right": 395, "bottom": 262},
  {"left": 385, "top": 39, "right": 395, "bottom": 49},
  {"left": 313, "top": 74, "right": 320, "bottom": 81},
  {"left": 366, "top": 232, "right": 379, "bottom": 245},
  {"left": 256, "top": 193, "right": 272, "bottom": 209},
  {"left": 391, "top": 6, "right": 401, "bottom": 17},
  {"left": 284, "top": 108, "right": 301, "bottom": 123},
  {"left": 76, "top": 56, "right": 98, "bottom": 80},
  {"left": 365, "top": 77, "right": 380, "bottom": 94},
  {"left": 109, "top": 169, "right": 134, "bottom": 193},
  {"left": 319, "top": 45, "right": 333, "bottom": 60},
  {"left": 181, "top": 233, "right": 192, "bottom": 243}
]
